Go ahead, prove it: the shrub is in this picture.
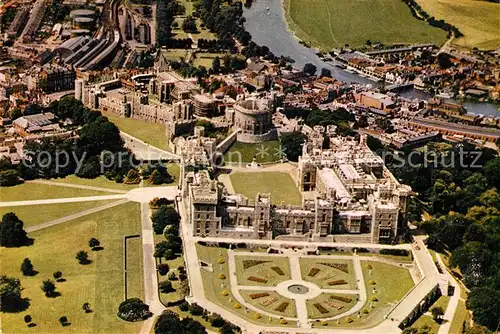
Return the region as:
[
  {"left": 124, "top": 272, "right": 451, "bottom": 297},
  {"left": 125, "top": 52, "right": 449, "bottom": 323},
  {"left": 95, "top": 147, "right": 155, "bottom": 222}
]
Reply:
[
  {"left": 249, "top": 292, "right": 269, "bottom": 299},
  {"left": 53, "top": 271, "right": 63, "bottom": 280},
  {"left": 179, "top": 273, "right": 187, "bottom": 281},
  {"left": 371, "top": 296, "right": 378, "bottom": 302},
  {"left": 328, "top": 279, "right": 347, "bottom": 286},
  {"left": 308, "top": 268, "right": 320, "bottom": 277},
  {"left": 313, "top": 303, "right": 328, "bottom": 314},
  {"left": 59, "top": 316, "right": 68, "bottom": 326},
  {"left": 217, "top": 258, "right": 225, "bottom": 264},
  {"left": 321, "top": 320, "right": 328, "bottom": 326},
  {"left": 279, "top": 318, "right": 287, "bottom": 324},
  {"left": 345, "top": 317, "right": 353, "bottom": 323},
  {"left": 75, "top": 250, "right": 90, "bottom": 265},
  {"left": 271, "top": 267, "right": 285, "bottom": 275},
  {"left": 24, "top": 315, "right": 32, "bottom": 323},
  {"left": 363, "top": 308, "right": 369, "bottom": 314},
  {"left": 242, "top": 260, "right": 270, "bottom": 269},
  {"left": 41, "top": 279, "right": 57, "bottom": 297},
  {"left": 253, "top": 312, "right": 261, "bottom": 319},
  {"left": 168, "top": 272, "right": 177, "bottom": 281},
  {"left": 218, "top": 273, "right": 226, "bottom": 280},
  {"left": 157, "top": 263, "right": 170, "bottom": 276},
  {"left": 319, "top": 262, "right": 349, "bottom": 273},
  {"left": 247, "top": 276, "right": 267, "bottom": 283},
  {"left": 20, "top": 258, "right": 35, "bottom": 276},
  {"left": 380, "top": 249, "right": 409, "bottom": 257},
  {"left": 179, "top": 301, "right": 189, "bottom": 312},
  {"left": 330, "top": 295, "right": 352, "bottom": 303},
  {"left": 221, "top": 290, "right": 229, "bottom": 296},
  {"left": 233, "top": 303, "right": 241, "bottom": 309},
  {"left": 88, "top": 238, "right": 100, "bottom": 250},
  {"left": 367, "top": 264, "right": 373, "bottom": 270},
  {"left": 275, "top": 302, "right": 289, "bottom": 313},
  {"left": 209, "top": 314, "right": 225, "bottom": 327},
  {"left": 369, "top": 280, "right": 376, "bottom": 285}
]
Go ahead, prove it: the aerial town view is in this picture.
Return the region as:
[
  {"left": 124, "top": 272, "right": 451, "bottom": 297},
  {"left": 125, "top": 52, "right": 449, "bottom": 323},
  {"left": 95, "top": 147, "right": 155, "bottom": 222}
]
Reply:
[{"left": 0, "top": 0, "right": 499, "bottom": 333}]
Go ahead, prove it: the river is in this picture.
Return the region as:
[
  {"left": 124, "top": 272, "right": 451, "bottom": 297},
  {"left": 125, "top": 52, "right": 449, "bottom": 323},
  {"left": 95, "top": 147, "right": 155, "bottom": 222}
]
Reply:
[{"left": 243, "top": 0, "right": 498, "bottom": 116}]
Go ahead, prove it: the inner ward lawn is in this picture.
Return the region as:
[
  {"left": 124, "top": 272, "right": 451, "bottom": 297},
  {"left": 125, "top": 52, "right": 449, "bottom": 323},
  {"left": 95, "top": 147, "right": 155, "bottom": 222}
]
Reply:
[
  {"left": 224, "top": 140, "right": 282, "bottom": 164},
  {"left": 1, "top": 182, "right": 116, "bottom": 202},
  {"left": 229, "top": 172, "right": 302, "bottom": 205},
  {"left": 102, "top": 111, "right": 169, "bottom": 150},
  {"left": 0, "top": 200, "right": 116, "bottom": 229},
  {"left": 284, "top": 0, "right": 447, "bottom": 50},
  {"left": 0, "top": 202, "right": 143, "bottom": 334}
]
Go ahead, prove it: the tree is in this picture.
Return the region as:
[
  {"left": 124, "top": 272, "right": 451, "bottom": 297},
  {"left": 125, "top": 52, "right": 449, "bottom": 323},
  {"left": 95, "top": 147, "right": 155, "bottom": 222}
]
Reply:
[
  {"left": 53, "top": 271, "right": 63, "bottom": 280},
  {"left": 20, "top": 258, "right": 35, "bottom": 276},
  {"left": 168, "top": 272, "right": 177, "bottom": 281},
  {"left": 75, "top": 250, "right": 90, "bottom": 265},
  {"left": 0, "top": 169, "right": 20, "bottom": 186},
  {"left": 484, "top": 158, "right": 500, "bottom": 189},
  {"left": 159, "top": 280, "right": 174, "bottom": 293},
  {"left": 178, "top": 279, "right": 190, "bottom": 298},
  {"left": 1, "top": 212, "right": 28, "bottom": 247},
  {"left": 154, "top": 310, "right": 206, "bottom": 334},
  {"left": 189, "top": 303, "right": 204, "bottom": 316},
  {"left": 320, "top": 68, "right": 332, "bottom": 78},
  {"left": 148, "top": 170, "right": 164, "bottom": 185},
  {"left": 182, "top": 15, "right": 197, "bottom": 32},
  {"left": 124, "top": 169, "right": 141, "bottom": 184},
  {"left": 82, "top": 302, "right": 92, "bottom": 313},
  {"left": 59, "top": 316, "right": 68, "bottom": 326},
  {"left": 303, "top": 63, "right": 317, "bottom": 76},
  {"left": 151, "top": 206, "right": 180, "bottom": 235},
  {"left": 211, "top": 56, "right": 221, "bottom": 74},
  {"left": 24, "top": 315, "right": 32, "bottom": 323},
  {"left": 280, "top": 132, "right": 307, "bottom": 161},
  {"left": 467, "top": 283, "right": 500, "bottom": 330},
  {"left": 118, "top": 298, "right": 152, "bottom": 321},
  {"left": 88, "top": 238, "right": 101, "bottom": 250},
  {"left": 157, "top": 263, "right": 170, "bottom": 275},
  {"left": 437, "top": 53, "right": 453, "bottom": 69},
  {"left": 41, "top": 279, "right": 57, "bottom": 297},
  {"left": 430, "top": 306, "right": 444, "bottom": 322},
  {"left": 0, "top": 275, "right": 24, "bottom": 312}
]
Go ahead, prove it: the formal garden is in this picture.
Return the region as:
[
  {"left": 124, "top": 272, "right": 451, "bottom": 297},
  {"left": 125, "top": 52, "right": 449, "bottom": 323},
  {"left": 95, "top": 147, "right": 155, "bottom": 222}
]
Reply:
[
  {"left": 306, "top": 293, "right": 358, "bottom": 319},
  {"left": 234, "top": 255, "right": 292, "bottom": 287},
  {"left": 300, "top": 258, "right": 356, "bottom": 290}
]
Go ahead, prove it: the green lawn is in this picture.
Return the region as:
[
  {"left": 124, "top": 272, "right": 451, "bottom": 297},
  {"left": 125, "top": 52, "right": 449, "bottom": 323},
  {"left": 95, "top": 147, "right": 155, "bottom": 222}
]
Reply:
[
  {"left": 300, "top": 258, "right": 356, "bottom": 290},
  {"left": 0, "top": 202, "right": 143, "bottom": 333},
  {"left": 307, "top": 293, "right": 358, "bottom": 319},
  {"left": 449, "top": 300, "right": 470, "bottom": 334},
  {"left": 196, "top": 244, "right": 297, "bottom": 327},
  {"left": 284, "top": 0, "right": 447, "bottom": 50},
  {"left": 234, "top": 255, "right": 292, "bottom": 287},
  {"left": 314, "top": 260, "right": 414, "bottom": 329},
  {"left": 0, "top": 201, "right": 116, "bottom": 229},
  {"left": 410, "top": 295, "right": 450, "bottom": 333},
  {"left": 1, "top": 182, "right": 116, "bottom": 202},
  {"left": 102, "top": 111, "right": 169, "bottom": 150},
  {"left": 224, "top": 140, "right": 282, "bottom": 164},
  {"left": 240, "top": 290, "right": 297, "bottom": 318},
  {"left": 229, "top": 172, "right": 302, "bottom": 205},
  {"left": 193, "top": 52, "right": 230, "bottom": 68},
  {"left": 415, "top": 0, "right": 500, "bottom": 50},
  {"left": 49, "top": 175, "right": 138, "bottom": 191},
  {"left": 125, "top": 236, "right": 144, "bottom": 300}
]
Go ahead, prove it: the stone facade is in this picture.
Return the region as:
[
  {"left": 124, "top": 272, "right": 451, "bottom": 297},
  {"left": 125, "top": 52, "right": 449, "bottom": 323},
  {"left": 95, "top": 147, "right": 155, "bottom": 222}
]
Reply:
[{"left": 233, "top": 97, "right": 277, "bottom": 143}]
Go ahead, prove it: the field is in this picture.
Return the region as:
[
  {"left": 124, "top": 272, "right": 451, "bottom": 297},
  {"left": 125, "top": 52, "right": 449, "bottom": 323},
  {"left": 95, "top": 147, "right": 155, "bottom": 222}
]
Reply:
[
  {"left": 284, "top": 0, "right": 447, "bottom": 50},
  {"left": 48, "top": 175, "right": 138, "bottom": 191},
  {"left": 0, "top": 201, "right": 115, "bottom": 229},
  {"left": 224, "top": 140, "right": 282, "bottom": 164},
  {"left": 415, "top": 0, "right": 500, "bottom": 49},
  {"left": 300, "top": 258, "right": 356, "bottom": 290},
  {"left": 306, "top": 293, "right": 358, "bottom": 319},
  {"left": 1, "top": 182, "right": 115, "bottom": 202},
  {"left": 229, "top": 172, "right": 302, "bottom": 205},
  {"left": 0, "top": 202, "right": 143, "bottom": 333},
  {"left": 234, "top": 255, "right": 292, "bottom": 286},
  {"left": 101, "top": 111, "right": 169, "bottom": 150}
]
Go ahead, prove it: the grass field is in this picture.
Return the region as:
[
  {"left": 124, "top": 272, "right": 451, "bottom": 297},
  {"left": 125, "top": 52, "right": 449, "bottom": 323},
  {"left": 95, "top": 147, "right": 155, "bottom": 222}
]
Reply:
[
  {"left": 300, "top": 258, "right": 356, "bottom": 290},
  {"left": 284, "top": 0, "right": 447, "bottom": 50},
  {"left": 1, "top": 182, "right": 115, "bottom": 202},
  {"left": 101, "top": 111, "right": 169, "bottom": 150},
  {"left": 449, "top": 299, "right": 471, "bottom": 334},
  {"left": 240, "top": 290, "right": 297, "bottom": 318},
  {"left": 229, "top": 172, "right": 302, "bottom": 205},
  {"left": 196, "top": 244, "right": 297, "bottom": 327},
  {"left": 415, "top": 0, "right": 500, "bottom": 49},
  {"left": 0, "top": 202, "right": 143, "bottom": 333},
  {"left": 234, "top": 255, "right": 292, "bottom": 286},
  {"left": 193, "top": 52, "right": 230, "bottom": 68},
  {"left": 410, "top": 295, "right": 450, "bottom": 332},
  {"left": 49, "top": 175, "right": 138, "bottom": 191},
  {"left": 0, "top": 201, "right": 115, "bottom": 229},
  {"left": 306, "top": 293, "right": 358, "bottom": 319},
  {"left": 224, "top": 140, "right": 282, "bottom": 164}
]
